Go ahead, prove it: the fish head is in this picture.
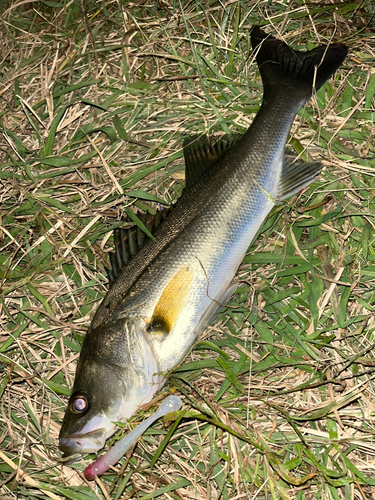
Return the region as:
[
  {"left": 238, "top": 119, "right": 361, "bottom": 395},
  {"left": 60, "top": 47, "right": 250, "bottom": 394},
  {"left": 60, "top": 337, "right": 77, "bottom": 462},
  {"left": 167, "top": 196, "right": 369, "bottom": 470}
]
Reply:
[
  {"left": 59, "top": 359, "right": 128, "bottom": 456},
  {"left": 59, "top": 318, "right": 161, "bottom": 457}
]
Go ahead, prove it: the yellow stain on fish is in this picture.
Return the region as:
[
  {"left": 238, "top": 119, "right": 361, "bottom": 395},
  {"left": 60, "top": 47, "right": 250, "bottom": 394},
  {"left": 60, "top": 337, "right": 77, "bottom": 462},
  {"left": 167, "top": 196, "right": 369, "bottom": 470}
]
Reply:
[{"left": 149, "top": 266, "right": 194, "bottom": 336}]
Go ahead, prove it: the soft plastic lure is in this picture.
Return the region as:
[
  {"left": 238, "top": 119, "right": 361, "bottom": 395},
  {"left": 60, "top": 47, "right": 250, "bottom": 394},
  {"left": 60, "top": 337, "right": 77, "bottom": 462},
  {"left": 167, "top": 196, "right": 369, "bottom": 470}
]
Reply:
[{"left": 84, "top": 395, "right": 182, "bottom": 480}]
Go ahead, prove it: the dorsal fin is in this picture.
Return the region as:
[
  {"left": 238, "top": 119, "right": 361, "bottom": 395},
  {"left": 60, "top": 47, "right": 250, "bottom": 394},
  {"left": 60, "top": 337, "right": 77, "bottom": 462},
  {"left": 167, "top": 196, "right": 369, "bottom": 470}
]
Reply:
[
  {"left": 106, "top": 208, "right": 172, "bottom": 286},
  {"left": 183, "top": 134, "right": 241, "bottom": 189}
]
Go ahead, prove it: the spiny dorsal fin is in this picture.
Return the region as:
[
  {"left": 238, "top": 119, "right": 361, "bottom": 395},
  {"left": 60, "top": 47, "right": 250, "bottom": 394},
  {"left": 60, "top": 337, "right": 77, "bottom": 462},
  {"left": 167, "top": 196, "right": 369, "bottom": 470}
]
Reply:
[
  {"left": 106, "top": 208, "right": 172, "bottom": 285},
  {"left": 183, "top": 134, "right": 241, "bottom": 189}
]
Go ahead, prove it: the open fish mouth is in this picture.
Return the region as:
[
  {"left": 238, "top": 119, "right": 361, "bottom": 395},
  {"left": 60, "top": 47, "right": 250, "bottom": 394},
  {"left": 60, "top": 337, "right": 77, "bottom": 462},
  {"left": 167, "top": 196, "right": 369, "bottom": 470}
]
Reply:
[{"left": 59, "top": 427, "right": 107, "bottom": 456}]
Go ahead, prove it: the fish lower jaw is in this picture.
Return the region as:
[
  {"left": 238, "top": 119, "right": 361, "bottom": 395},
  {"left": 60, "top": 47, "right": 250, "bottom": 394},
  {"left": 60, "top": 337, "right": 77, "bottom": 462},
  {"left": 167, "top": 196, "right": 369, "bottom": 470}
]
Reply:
[
  {"left": 59, "top": 427, "right": 109, "bottom": 456},
  {"left": 59, "top": 413, "right": 119, "bottom": 456}
]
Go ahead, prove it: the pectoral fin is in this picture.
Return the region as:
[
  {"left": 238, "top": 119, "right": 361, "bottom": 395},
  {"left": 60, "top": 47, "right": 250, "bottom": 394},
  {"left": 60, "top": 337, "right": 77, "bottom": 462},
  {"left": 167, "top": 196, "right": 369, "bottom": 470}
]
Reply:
[{"left": 198, "top": 283, "right": 238, "bottom": 333}]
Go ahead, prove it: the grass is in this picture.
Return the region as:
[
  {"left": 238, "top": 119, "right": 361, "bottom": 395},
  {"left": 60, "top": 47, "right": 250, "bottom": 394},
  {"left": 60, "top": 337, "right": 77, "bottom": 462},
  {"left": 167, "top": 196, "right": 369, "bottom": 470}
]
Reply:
[{"left": 1, "top": 0, "right": 375, "bottom": 499}]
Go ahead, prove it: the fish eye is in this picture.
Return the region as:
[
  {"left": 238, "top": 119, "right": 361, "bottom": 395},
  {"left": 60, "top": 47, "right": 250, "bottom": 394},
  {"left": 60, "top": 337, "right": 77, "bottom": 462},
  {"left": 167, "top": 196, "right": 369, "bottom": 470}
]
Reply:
[{"left": 69, "top": 393, "right": 89, "bottom": 414}]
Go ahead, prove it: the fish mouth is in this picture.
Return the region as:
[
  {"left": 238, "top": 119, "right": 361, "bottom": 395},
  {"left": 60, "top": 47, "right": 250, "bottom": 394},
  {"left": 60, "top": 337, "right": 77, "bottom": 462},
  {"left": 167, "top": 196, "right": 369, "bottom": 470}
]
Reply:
[{"left": 59, "top": 427, "right": 107, "bottom": 457}]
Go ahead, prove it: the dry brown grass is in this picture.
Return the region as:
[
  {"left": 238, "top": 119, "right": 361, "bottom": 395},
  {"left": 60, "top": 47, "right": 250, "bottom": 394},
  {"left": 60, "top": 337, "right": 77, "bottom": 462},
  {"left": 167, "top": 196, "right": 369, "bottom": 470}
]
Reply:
[{"left": 1, "top": 1, "right": 375, "bottom": 499}]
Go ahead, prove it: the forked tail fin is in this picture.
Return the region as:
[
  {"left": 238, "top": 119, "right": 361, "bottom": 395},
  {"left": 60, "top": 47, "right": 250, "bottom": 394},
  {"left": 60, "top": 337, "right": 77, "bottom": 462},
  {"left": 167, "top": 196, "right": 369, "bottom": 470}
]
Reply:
[{"left": 251, "top": 26, "right": 348, "bottom": 106}]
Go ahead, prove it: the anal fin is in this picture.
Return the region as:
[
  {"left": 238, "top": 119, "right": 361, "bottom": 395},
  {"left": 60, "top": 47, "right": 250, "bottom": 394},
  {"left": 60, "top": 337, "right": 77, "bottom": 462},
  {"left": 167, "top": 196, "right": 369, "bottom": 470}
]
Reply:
[{"left": 277, "top": 154, "right": 323, "bottom": 201}]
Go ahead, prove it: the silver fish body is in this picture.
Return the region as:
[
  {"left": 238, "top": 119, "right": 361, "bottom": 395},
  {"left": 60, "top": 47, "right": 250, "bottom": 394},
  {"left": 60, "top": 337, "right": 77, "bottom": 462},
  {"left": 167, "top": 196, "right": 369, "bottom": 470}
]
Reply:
[{"left": 59, "top": 26, "right": 348, "bottom": 456}]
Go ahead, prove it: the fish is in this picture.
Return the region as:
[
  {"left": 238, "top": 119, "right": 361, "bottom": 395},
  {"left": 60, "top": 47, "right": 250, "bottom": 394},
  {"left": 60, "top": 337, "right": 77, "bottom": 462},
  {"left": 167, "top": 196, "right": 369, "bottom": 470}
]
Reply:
[{"left": 59, "top": 26, "right": 348, "bottom": 456}]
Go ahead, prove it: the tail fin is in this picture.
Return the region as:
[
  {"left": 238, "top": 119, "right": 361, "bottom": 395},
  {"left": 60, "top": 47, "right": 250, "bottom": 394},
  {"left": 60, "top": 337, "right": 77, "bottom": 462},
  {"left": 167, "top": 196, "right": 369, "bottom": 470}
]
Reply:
[{"left": 251, "top": 26, "right": 348, "bottom": 105}]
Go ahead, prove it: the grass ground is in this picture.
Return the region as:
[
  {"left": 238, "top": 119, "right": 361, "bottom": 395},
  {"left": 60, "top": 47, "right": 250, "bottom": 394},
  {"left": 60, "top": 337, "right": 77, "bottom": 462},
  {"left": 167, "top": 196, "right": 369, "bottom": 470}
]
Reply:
[{"left": 1, "top": 1, "right": 375, "bottom": 499}]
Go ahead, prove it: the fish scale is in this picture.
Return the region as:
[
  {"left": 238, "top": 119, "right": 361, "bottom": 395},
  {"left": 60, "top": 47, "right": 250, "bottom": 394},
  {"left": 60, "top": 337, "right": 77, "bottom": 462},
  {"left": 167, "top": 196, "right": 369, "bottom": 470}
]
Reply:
[{"left": 59, "top": 26, "right": 348, "bottom": 458}]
